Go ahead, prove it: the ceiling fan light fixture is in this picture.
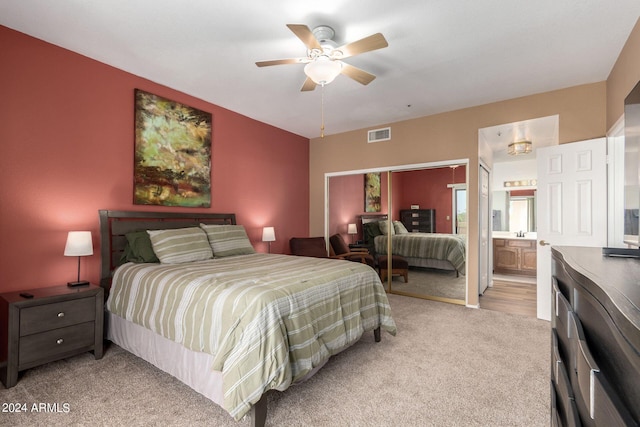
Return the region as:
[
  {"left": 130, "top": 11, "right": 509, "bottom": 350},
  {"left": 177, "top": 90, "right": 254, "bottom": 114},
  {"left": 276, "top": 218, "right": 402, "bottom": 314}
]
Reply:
[
  {"left": 304, "top": 57, "right": 342, "bottom": 85},
  {"left": 507, "top": 140, "right": 532, "bottom": 156}
]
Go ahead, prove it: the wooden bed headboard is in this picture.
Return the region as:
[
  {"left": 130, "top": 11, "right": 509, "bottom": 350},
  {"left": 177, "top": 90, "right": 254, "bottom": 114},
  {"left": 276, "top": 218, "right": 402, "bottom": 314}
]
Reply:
[
  {"left": 98, "top": 210, "right": 236, "bottom": 289},
  {"left": 359, "top": 214, "right": 388, "bottom": 245},
  {"left": 359, "top": 214, "right": 388, "bottom": 225}
]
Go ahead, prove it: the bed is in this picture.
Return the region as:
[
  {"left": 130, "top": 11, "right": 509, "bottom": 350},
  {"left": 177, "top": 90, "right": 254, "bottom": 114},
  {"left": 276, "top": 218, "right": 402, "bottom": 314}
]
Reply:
[
  {"left": 99, "top": 210, "right": 396, "bottom": 426},
  {"left": 360, "top": 214, "right": 466, "bottom": 275}
]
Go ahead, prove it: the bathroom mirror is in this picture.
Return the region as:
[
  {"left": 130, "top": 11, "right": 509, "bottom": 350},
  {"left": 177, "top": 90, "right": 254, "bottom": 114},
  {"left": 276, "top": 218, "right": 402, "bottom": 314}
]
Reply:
[{"left": 492, "top": 190, "right": 536, "bottom": 233}]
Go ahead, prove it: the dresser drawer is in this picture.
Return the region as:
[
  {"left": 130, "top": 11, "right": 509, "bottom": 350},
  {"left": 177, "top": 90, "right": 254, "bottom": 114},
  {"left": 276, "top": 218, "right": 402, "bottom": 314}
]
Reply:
[
  {"left": 553, "top": 367, "right": 580, "bottom": 427},
  {"left": 592, "top": 372, "right": 635, "bottom": 426},
  {"left": 19, "top": 321, "right": 95, "bottom": 367},
  {"left": 20, "top": 297, "right": 96, "bottom": 336}
]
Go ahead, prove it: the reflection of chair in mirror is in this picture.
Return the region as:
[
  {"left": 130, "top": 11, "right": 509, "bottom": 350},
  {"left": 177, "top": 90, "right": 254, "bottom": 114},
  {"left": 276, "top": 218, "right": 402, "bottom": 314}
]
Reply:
[
  {"left": 378, "top": 255, "right": 408, "bottom": 282},
  {"left": 329, "top": 234, "right": 376, "bottom": 268}
]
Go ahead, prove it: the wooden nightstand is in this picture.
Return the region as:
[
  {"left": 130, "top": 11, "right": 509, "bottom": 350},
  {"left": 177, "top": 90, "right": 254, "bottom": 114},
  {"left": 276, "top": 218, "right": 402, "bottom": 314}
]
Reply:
[{"left": 0, "top": 284, "right": 104, "bottom": 388}]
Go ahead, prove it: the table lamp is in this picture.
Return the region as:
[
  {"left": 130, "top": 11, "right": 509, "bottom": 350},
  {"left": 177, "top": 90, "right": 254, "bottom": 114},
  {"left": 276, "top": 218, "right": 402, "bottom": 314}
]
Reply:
[
  {"left": 64, "top": 231, "right": 93, "bottom": 287},
  {"left": 347, "top": 223, "right": 357, "bottom": 243},
  {"left": 262, "top": 227, "right": 276, "bottom": 253}
]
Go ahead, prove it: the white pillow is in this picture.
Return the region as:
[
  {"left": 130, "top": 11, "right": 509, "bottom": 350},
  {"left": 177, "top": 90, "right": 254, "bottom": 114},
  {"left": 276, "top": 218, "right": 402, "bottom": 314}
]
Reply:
[{"left": 147, "top": 227, "right": 213, "bottom": 264}]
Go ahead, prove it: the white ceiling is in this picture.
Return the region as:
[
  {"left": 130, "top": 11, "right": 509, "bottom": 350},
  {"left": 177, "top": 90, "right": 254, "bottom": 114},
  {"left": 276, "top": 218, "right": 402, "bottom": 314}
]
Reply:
[{"left": 1, "top": 1, "right": 639, "bottom": 142}]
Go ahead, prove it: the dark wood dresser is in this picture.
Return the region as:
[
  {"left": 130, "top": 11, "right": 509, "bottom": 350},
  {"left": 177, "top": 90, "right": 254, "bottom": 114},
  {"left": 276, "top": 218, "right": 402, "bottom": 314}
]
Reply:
[
  {"left": 551, "top": 247, "right": 639, "bottom": 426},
  {"left": 400, "top": 209, "right": 435, "bottom": 233},
  {"left": 0, "top": 284, "right": 104, "bottom": 388}
]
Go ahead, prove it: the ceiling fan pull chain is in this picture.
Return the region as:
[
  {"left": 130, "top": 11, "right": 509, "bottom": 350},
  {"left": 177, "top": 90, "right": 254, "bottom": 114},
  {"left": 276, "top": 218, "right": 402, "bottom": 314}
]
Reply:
[{"left": 320, "top": 84, "right": 325, "bottom": 138}]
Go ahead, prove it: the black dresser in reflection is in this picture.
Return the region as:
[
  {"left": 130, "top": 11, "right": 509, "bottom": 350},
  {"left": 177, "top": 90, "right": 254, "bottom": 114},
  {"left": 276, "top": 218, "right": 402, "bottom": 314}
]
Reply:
[
  {"left": 551, "top": 247, "right": 639, "bottom": 426},
  {"left": 400, "top": 209, "right": 435, "bottom": 233}
]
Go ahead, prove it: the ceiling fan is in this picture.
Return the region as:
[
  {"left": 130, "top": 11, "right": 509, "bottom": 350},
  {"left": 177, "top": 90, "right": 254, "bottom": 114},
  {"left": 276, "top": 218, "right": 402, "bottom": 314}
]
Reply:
[{"left": 256, "top": 24, "right": 388, "bottom": 91}]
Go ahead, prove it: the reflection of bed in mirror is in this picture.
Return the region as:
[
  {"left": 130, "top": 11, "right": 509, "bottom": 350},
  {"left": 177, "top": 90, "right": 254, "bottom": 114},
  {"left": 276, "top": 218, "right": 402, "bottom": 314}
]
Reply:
[{"left": 360, "top": 214, "right": 466, "bottom": 276}]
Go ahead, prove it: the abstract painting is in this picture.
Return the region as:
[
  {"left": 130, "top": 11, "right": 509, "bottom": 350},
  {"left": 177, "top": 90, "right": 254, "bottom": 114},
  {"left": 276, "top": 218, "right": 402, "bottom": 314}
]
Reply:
[
  {"left": 134, "top": 89, "right": 212, "bottom": 207},
  {"left": 364, "top": 172, "right": 381, "bottom": 212}
]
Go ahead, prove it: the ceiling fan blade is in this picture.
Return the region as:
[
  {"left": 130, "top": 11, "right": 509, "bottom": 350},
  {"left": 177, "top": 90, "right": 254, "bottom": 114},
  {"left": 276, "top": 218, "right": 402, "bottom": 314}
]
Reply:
[
  {"left": 335, "top": 33, "right": 388, "bottom": 59},
  {"left": 287, "top": 24, "right": 322, "bottom": 50},
  {"left": 256, "top": 58, "right": 305, "bottom": 67},
  {"left": 341, "top": 63, "right": 376, "bottom": 85},
  {"left": 300, "top": 77, "right": 317, "bottom": 91}
]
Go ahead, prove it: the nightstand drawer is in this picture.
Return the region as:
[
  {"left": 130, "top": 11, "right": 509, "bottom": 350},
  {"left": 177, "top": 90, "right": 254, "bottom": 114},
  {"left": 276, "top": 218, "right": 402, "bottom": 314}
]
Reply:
[
  {"left": 19, "top": 321, "right": 95, "bottom": 366},
  {"left": 20, "top": 297, "right": 95, "bottom": 336}
]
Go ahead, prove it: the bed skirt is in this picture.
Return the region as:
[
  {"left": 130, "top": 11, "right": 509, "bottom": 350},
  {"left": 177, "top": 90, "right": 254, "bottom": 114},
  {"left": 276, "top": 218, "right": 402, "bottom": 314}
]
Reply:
[
  {"left": 107, "top": 312, "right": 225, "bottom": 406},
  {"left": 107, "top": 311, "right": 329, "bottom": 417}
]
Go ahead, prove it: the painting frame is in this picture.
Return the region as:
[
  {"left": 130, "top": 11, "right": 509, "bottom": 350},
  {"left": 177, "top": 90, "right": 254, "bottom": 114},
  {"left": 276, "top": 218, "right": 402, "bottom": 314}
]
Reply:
[
  {"left": 364, "top": 172, "right": 381, "bottom": 212},
  {"left": 133, "top": 89, "right": 212, "bottom": 207}
]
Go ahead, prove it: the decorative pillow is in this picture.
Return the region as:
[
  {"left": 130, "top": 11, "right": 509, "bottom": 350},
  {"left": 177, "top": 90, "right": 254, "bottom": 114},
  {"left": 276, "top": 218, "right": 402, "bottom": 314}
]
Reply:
[
  {"left": 147, "top": 227, "right": 213, "bottom": 264},
  {"left": 393, "top": 221, "right": 409, "bottom": 234},
  {"left": 363, "top": 221, "right": 382, "bottom": 243},
  {"left": 122, "top": 230, "right": 160, "bottom": 263},
  {"left": 378, "top": 220, "right": 395, "bottom": 235},
  {"left": 200, "top": 224, "right": 255, "bottom": 257}
]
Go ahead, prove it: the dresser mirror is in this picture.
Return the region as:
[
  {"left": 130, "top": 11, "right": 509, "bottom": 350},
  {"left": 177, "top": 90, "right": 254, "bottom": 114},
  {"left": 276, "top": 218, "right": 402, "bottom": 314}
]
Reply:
[{"left": 327, "top": 162, "right": 467, "bottom": 305}]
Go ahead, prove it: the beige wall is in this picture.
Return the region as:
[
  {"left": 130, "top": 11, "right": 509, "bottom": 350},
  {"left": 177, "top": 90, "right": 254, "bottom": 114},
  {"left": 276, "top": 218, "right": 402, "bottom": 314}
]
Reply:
[
  {"left": 310, "top": 17, "right": 640, "bottom": 308},
  {"left": 607, "top": 18, "right": 640, "bottom": 129},
  {"left": 310, "top": 82, "right": 606, "bottom": 307}
]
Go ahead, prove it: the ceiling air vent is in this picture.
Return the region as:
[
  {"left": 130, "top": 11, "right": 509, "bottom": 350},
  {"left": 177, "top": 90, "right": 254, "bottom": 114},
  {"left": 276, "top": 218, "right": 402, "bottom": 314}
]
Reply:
[{"left": 368, "top": 127, "right": 391, "bottom": 143}]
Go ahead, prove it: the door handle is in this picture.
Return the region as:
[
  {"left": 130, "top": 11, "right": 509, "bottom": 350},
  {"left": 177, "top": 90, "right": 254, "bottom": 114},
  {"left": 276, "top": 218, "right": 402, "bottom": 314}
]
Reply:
[{"left": 539, "top": 240, "right": 551, "bottom": 246}]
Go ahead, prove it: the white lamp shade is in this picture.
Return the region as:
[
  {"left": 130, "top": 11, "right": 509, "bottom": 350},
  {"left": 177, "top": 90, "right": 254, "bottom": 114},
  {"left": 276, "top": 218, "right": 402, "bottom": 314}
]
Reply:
[
  {"left": 262, "top": 227, "right": 276, "bottom": 242},
  {"left": 347, "top": 223, "right": 357, "bottom": 234},
  {"left": 304, "top": 58, "right": 342, "bottom": 85},
  {"left": 64, "top": 231, "right": 93, "bottom": 256}
]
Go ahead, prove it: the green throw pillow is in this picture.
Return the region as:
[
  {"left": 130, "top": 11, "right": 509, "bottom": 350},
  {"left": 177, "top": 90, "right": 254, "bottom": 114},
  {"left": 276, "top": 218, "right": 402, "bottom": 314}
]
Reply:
[{"left": 125, "top": 230, "right": 160, "bottom": 263}]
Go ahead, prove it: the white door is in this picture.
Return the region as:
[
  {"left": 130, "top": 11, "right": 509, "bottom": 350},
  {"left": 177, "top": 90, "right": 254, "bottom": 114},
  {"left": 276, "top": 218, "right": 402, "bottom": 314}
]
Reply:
[
  {"left": 478, "top": 165, "right": 490, "bottom": 294},
  {"left": 536, "top": 138, "right": 607, "bottom": 320}
]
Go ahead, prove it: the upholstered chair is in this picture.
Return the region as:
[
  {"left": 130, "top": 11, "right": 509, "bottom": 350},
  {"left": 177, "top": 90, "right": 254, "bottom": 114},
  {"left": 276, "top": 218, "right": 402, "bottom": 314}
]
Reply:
[{"left": 328, "top": 234, "right": 376, "bottom": 268}]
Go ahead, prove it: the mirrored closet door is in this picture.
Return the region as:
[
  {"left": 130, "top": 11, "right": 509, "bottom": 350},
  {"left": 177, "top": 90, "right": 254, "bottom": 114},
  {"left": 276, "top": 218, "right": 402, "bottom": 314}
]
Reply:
[{"left": 326, "top": 162, "right": 468, "bottom": 305}]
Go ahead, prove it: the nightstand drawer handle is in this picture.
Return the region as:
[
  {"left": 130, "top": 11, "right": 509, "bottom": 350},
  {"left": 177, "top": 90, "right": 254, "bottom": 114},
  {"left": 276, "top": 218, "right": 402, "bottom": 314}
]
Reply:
[
  {"left": 56, "top": 338, "right": 64, "bottom": 345},
  {"left": 57, "top": 312, "right": 65, "bottom": 318}
]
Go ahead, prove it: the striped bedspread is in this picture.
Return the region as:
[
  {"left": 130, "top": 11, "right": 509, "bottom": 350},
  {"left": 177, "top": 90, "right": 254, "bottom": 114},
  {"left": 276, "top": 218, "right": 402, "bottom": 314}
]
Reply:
[
  {"left": 374, "top": 233, "right": 466, "bottom": 273},
  {"left": 106, "top": 253, "right": 396, "bottom": 420}
]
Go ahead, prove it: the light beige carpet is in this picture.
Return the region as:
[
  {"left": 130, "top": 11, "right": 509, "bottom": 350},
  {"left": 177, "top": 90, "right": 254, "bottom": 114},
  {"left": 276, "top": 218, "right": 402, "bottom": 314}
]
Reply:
[
  {"left": 1, "top": 294, "right": 550, "bottom": 426},
  {"left": 387, "top": 267, "right": 466, "bottom": 301}
]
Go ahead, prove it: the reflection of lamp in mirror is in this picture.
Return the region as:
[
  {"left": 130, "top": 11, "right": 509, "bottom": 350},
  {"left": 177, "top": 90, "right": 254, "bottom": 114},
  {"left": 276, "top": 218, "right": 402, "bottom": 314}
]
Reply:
[
  {"left": 347, "top": 223, "right": 357, "bottom": 243},
  {"left": 64, "top": 231, "right": 93, "bottom": 287},
  {"left": 262, "top": 227, "right": 276, "bottom": 253}
]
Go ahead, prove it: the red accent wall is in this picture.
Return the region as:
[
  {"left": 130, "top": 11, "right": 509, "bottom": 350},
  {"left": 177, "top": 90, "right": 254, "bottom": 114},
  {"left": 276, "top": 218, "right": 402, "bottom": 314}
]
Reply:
[
  {"left": 0, "top": 26, "right": 309, "bottom": 292},
  {"left": 328, "top": 172, "right": 389, "bottom": 242}
]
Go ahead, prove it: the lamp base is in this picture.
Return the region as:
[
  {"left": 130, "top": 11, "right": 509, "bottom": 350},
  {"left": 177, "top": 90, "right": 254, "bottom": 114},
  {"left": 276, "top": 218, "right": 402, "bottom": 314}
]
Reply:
[{"left": 67, "top": 280, "right": 90, "bottom": 287}]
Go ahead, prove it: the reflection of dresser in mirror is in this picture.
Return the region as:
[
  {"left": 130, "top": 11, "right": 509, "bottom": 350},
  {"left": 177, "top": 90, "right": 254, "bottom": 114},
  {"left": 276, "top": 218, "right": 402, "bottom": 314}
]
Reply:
[{"left": 400, "top": 209, "right": 435, "bottom": 233}]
